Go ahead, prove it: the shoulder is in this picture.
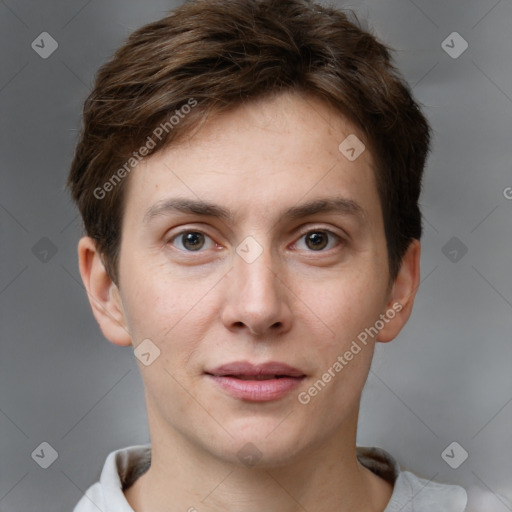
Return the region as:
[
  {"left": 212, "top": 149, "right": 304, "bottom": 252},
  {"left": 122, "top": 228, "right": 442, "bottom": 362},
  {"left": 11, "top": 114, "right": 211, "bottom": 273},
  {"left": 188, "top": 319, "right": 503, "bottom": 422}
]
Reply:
[
  {"left": 357, "top": 446, "right": 468, "bottom": 512},
  {"left": 73, "top": 481, "right": 106, "bottom": 512},
  {"left": 73, "top": 444, "right": 151, "bottom": 511},
  {"left": 388, "top": 470, "right": 468, "bottom": 512}
]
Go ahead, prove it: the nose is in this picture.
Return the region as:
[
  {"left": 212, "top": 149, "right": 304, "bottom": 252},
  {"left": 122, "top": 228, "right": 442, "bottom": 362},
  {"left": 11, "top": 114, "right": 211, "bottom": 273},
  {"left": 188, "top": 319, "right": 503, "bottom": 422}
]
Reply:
[{"left": 220, "top": 241, "right": 293, "bottom": 337}]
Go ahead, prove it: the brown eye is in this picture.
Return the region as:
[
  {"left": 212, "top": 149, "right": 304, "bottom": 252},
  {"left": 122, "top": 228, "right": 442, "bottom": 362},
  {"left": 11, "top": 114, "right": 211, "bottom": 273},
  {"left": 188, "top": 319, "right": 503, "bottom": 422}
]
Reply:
[
  {"left": 170, "top": 231, "right": 213, "bottom": 252},
  {"left": 295, "top": 230, "right": 341, "bottom": 252},
  {"left": 305, "top": 232, "right": 329, "bottom": 250}
]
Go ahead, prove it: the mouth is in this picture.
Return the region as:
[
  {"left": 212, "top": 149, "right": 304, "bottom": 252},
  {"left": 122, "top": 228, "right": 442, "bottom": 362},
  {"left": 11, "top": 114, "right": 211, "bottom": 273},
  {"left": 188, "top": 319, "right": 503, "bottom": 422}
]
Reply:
[
  {"left": 205, "top": 360, "right": 305, "bottom": 378},
  {"left": 205, "top": 361, "right": 306, "bottom": 402},
  {"left": 222, "top": 375, "right": 294, "bottom": 380}
]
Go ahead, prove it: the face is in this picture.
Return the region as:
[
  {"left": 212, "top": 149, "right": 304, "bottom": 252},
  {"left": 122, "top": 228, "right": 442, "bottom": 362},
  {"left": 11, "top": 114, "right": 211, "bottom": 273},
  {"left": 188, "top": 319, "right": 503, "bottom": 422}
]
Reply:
[{"left": 80, "top": 91, "right": 419, "bottom": 467}]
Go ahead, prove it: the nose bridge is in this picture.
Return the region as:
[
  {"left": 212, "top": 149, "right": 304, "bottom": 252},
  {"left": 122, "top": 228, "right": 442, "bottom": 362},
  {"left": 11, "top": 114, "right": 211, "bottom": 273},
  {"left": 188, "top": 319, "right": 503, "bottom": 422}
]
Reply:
[
  {"left": 235, "top": 234, "right": 281, "bottom": 303},
  {"left": 223, "top": 233, "right": 290, "bottom": 335}
]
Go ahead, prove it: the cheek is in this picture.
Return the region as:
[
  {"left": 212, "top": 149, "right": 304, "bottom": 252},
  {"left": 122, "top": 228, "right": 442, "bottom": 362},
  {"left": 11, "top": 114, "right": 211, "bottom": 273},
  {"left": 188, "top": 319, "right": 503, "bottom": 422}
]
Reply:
[
  {"left": 296, "top": 276, "right": 383, "bottom": 420},
  {"left": 118, "top": 256, "right": 185, "bottom": 342},
  {"left": 304, "top": 266, "right": 387, "bottom": 344},
  {"left": 120, "top": 261, "right": 220, "bottom": 368}
]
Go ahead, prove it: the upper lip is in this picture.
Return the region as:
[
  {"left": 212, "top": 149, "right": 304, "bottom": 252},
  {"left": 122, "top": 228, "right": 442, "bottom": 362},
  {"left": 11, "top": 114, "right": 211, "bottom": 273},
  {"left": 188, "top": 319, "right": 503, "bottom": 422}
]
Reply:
[{"left": 206, "top": 361, "right": 305, "bottom": 378}]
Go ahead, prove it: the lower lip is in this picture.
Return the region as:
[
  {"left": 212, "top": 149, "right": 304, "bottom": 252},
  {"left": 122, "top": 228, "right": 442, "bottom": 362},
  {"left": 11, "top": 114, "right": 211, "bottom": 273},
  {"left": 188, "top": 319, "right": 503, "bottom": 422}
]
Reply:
[{"left": 207, "top": 375, "right": 304, "bottom": 402}]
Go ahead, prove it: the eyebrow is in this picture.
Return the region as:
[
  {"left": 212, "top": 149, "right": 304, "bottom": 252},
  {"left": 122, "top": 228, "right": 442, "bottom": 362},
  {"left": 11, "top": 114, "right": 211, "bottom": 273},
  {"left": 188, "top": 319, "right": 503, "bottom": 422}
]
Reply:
[{"left": 143, "top": 196, "right": 366, "bottom": 225}]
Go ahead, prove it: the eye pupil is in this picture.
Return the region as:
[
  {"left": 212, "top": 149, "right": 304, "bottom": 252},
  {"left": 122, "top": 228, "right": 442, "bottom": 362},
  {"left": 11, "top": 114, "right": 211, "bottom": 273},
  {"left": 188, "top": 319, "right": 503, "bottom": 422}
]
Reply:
[
  {"left": 183, "top": 232, "right": 204, "bottom": 251},
  {"left": 174, "top": 230, "right": 335, "bottom": 253},
  {"left": 306, "top": 232, "right": 328, "bottom": 250}
]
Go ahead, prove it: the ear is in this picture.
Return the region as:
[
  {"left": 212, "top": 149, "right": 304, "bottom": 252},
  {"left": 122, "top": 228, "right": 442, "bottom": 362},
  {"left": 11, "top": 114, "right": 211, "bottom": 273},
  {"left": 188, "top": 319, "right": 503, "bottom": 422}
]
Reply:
[
  {"left": 77, "top": 236, "right": 132, "bottom": 347},
  {"left": 376, "top": 239, "right": 421, "bottom": 343}
]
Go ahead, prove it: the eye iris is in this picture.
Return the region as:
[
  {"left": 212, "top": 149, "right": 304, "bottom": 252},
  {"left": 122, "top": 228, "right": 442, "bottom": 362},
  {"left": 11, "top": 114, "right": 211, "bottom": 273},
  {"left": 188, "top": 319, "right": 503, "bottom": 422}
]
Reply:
[
  {"left": 178, "top": 232, "right": 330, "bottom": 251},
  {"left": 183, "top": 232, "right": 204, "bottom": 251},
  {"left": 306, "top": 232, "right": 328, "bottom": 250}
]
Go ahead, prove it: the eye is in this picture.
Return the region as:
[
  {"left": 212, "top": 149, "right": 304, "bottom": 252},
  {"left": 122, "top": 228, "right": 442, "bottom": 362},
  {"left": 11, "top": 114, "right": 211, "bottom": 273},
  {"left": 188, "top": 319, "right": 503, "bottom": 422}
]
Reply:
[
  {"left": 168, "top": 230, "right": 216, "bottom": 252},
  {"left": 294, "top": 229, "right": 342, "bottom": 252},
  {"left": 167, "top": 228, "right": 343, "bottom": 254}
]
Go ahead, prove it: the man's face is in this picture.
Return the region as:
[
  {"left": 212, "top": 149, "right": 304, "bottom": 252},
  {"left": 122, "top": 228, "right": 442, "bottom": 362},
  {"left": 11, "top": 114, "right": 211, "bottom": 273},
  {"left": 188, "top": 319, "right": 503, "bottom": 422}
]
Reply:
[{"left": 109, "top": 92, "right": 402, "bottom": 465}]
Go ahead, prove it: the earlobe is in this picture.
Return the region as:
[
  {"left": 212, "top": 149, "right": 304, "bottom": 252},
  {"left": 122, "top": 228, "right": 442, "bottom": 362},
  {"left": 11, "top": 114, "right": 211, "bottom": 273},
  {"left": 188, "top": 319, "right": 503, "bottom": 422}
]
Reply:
[
  {"left": 376, "top": 239, "right": 421, "bottom": 343},
  {"left": 77, "top": 236, "right": 132, "bottom": 347}
]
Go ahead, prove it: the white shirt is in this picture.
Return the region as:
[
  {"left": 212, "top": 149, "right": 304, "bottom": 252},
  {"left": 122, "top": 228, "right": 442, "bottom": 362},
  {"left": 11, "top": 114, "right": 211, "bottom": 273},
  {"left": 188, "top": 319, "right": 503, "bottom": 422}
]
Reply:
[{"left": 73, "top": 444, "right": 468, "bottom": 511}]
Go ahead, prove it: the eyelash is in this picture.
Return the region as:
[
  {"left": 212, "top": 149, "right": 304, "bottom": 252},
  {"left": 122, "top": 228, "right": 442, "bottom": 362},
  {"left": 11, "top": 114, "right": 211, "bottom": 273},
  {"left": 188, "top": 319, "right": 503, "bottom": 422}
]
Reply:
[{"left": 167, "top": 227, "right": 344, "bottom": 254}]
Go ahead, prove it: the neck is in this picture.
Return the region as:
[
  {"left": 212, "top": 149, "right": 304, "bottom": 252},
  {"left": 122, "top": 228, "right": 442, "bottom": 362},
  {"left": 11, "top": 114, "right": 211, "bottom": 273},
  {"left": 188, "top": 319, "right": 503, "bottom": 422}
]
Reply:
[{"left": 125, "top": 409, "right": 393, "bottom": 512}]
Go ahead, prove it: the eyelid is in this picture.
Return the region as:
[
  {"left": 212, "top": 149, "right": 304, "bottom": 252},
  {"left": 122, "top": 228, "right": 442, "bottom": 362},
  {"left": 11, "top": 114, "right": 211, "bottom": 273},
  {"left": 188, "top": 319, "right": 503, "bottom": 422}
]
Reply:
[
  {"left": 166, "top": 227, "right": 216, "bottom": 251},
  {"left": 295, "top": 224, "right": 346, "bottom": 240},
  {"left": 291, "top": 226, "right": 345, "bottom": 251},
  {"left": 167, "top": 224, "right": 346, "bottom": 253}
]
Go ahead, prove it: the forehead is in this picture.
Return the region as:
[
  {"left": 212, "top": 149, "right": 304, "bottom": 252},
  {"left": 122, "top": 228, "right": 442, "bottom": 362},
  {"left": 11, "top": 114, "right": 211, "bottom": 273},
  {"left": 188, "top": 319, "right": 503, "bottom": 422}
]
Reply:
[{"left": 122, "top": 91, "right": 381, "bottom": 229}]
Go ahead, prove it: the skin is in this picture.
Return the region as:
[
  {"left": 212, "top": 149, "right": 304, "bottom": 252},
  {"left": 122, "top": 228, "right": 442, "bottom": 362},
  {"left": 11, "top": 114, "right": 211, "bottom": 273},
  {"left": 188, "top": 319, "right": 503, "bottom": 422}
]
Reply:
[{"left": 78, "top": 91, "right": 420, "bottom": 512}]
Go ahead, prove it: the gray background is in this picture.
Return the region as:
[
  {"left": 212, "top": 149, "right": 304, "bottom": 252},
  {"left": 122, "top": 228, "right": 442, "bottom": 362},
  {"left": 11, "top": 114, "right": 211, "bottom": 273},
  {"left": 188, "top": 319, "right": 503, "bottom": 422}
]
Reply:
[{"left": 1, "top": 0, "right": 511, "bottom": 510}]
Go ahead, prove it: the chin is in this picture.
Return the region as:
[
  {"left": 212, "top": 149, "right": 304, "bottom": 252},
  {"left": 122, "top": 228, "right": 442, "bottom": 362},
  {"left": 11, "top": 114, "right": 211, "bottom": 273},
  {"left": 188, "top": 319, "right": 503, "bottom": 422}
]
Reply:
[{"left": 214, "top": 419, "right": 309, "bottom": 468}]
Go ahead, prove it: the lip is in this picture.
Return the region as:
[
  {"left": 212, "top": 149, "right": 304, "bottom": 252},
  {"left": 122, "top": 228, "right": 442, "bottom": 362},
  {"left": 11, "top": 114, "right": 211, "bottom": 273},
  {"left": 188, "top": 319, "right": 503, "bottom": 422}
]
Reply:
[{"left": 205, "top": 361, "right": 306, "bottom": 402}]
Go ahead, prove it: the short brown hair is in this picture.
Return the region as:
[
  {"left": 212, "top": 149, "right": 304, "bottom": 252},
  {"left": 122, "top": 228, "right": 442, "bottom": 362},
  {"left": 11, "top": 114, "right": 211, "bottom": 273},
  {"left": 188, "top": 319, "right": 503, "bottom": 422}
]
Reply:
[{"left": 67, "top": 0, "right": 432, "bottom": 285}]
